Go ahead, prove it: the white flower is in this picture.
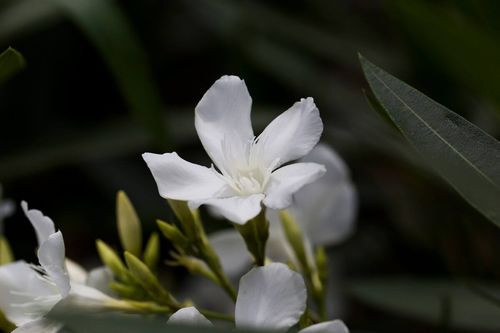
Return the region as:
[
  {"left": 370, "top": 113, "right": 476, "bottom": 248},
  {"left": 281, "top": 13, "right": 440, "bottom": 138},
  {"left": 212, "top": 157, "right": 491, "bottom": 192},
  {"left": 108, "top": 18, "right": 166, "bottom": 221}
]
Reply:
[
  {"left": 0, "top": 202, "right": 111, "bottom": 333},
  {"left": 209, "top": 144, "right": 357, "bottom": 276},
  {"left": 143, "top": 75, "right": 326, "bottom": 224},
  {"left": 168, "top": 263, "right": 348, "bottom": 333}
]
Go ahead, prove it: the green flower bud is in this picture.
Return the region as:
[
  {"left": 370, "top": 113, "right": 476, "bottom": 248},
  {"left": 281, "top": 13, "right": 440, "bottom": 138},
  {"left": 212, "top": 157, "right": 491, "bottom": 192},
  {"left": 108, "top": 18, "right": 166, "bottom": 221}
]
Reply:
[
  {"left": 124, "top": 252, "right": 178, "bottom": 309},
  {"left": 116, "top": 191, "right": 142, "bottom": 256},
  {"left": 0, "top": 236, "right": 14, "bottom": 265},
  {"left": 157, "top": 220, "right": 189, "bottom": 251},
  {"left": 96, "top": 239, "right": 129, "bottom": 281},
  {"left": 143, "top": 232, "right": 160, "bottom": 269}
]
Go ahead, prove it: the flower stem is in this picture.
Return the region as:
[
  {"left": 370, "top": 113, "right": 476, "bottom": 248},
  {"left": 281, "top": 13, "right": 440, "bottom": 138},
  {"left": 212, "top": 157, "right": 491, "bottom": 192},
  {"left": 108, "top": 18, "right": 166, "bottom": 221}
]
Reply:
[
  {"left": 280, "top": 211, "right": 327, "bottom": 320},
  {"left": 192, "top": 211, "right": 238, "bottom": 301},
  {"left": 236, "top": 209, "right": 269, "bottom": 266}
]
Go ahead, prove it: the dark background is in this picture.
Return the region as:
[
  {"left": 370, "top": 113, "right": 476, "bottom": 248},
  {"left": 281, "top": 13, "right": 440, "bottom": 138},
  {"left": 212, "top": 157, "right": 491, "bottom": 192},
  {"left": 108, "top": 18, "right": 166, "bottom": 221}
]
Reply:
[{"left": 1, "top": 0, "right": 500, "bottom": 332}]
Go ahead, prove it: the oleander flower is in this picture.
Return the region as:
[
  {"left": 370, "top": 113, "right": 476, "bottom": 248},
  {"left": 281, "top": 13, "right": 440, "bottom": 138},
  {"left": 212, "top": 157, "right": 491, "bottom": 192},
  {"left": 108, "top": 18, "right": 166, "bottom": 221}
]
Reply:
[
  {"left": 209, "top": 144, "right": 357, "bottom": 276},
  {"left": 143, "top": 75, "right": 326, "bottom": 224},
  {"left": 168, "top": 263, "right": 348, "bottom": 333},
  {"left": 0, "top": 202, "right": 112, "bottom": 333}
]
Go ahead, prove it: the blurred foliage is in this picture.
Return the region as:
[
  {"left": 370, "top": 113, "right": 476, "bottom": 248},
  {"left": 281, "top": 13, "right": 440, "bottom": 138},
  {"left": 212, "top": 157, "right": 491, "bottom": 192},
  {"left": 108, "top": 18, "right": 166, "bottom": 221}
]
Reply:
[
  {"left": 0, "top": 0, "right": 499, "bottom": 332},
  {"left": 0, "top": 47, "right": 25, "bottom": 83},
  {"left": 349, "top": 278, "right": 500, "bottom": 331}
]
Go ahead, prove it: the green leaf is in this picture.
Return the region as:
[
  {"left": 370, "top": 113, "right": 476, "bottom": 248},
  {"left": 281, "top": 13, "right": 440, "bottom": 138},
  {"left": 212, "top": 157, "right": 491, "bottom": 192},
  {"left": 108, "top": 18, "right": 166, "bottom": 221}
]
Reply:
[
  {"left": 116, "top": 191, "right": 142, "bottom": 256},
  {"left": 349, "top": 278, "right": 500, "bottom": 331},
  {"left": 0, "top": 47, "right": 25, "bottom": 83},
  {"left": 47, "top": 0, "right": 168, "bottom": 146},
  {"left": 360, "top": 55, "right": 500, "bottom": 227}
]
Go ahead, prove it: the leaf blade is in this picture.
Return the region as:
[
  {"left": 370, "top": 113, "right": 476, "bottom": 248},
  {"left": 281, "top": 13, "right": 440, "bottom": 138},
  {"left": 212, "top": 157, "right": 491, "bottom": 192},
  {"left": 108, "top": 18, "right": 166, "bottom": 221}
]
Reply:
[{"left": 360, "top": 55, "right": 500, "bottom": 226}]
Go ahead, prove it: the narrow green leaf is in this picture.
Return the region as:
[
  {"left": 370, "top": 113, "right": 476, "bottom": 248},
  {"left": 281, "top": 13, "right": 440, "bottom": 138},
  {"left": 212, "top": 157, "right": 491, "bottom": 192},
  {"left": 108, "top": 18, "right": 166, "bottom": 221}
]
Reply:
[
  {"left": 349, "top": 278, "right": 500, "bottom": 331},
  {"left": 360, "top": 55, "right": 500, "bottom": 227},
  {"left": 47, "top": 0, "right": 168, "bottom": 146},
  {"left": 0, "top": 47, "right": 25, "bottom": 83},
  {"left": 116, "top": 191, "right": 142, "bottom": 256}
]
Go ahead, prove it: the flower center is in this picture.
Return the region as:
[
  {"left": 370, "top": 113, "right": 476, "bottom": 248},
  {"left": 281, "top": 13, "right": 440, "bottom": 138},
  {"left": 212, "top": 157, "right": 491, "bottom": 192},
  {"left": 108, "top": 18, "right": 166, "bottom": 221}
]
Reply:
[
  {"left": 217, "top": 135, "right": 280, "bottom": 196},
  {"left": 232, "top": 167, "right": 269, "bottom": 195}
]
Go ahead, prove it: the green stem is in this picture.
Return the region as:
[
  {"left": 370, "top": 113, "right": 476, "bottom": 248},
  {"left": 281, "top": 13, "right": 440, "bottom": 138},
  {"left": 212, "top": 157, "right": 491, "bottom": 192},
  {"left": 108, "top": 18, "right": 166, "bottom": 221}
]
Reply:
[
  {"left": 193, "top": 211, "right": 238, "bottom": 301},
  {"left": 236, "top": 209, "right": 269, "bottom": 266}
]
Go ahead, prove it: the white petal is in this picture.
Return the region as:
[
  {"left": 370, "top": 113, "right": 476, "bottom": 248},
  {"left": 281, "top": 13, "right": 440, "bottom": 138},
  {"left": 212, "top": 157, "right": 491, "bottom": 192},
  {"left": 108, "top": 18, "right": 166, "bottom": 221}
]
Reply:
[
  {"left": 263, "top": 163, "right": 326, "bottom": 210},
  {"left": 194, "top": 194, "right": 264, "bottom": 225},
  {"left": 254, "top": 97, "right": 323, "bottom": 169},
  {"left": 86, "top": 266, "right": 116, "bottom": 296},
  {"left": 209, "top": 229, "right": 252, "bottom": 277},
  {"left": 13, "top": 318, "right": 62, "bottom": 333},
  {"left": 69, "top": 282, "right": 111, "bottom": 303},
  {"left": 0, "top": 261, "right": 61, "bottom": 326},
  {"left": 235, "top": 263, "right": 306, "bottom": 331},
  {"left": 294, "top": 144, "right": 357, "bottom": 245},
  {"left": 142, "top": 152, "right": 228, "bottom": 201},
  {"left": 195, "top": 75, "right": 254, "bottom": 171},
  {"left": 65, "top": 259, "right": 87, "bottom": 285},
  {"left": 37, "top": 232, "right": 70, "bottom": 297},
  {"left": 168, "top": 307, "right": 213, "bottom": 326},
  {"left": 21, "top": 201, "right": 55, "bottom": 246},
  {"left": 299, "top": 320, "right": 349, "bottom": 333}
]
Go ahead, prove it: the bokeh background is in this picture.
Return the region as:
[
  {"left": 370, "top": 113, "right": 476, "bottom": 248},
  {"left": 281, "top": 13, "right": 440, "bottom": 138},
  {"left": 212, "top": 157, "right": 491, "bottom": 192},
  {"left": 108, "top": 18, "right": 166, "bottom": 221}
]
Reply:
[{"left": 1, "top": 0, "right": 500, "bottom": 332}]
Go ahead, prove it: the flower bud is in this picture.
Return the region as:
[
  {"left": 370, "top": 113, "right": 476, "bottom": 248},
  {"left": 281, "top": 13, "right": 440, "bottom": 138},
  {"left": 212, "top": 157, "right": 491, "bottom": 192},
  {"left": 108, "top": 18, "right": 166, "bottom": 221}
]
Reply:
[{"left": 116, "top": 191, "right": 142, "bottom": 256}]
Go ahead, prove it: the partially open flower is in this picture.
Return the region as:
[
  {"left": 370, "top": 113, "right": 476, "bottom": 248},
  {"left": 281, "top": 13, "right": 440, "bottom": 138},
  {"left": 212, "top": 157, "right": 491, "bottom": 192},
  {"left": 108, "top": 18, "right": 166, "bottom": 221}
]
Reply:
[
  {"left": 0, "top": 202, "right": 112, "bottom": 332},
  {"left": 143, "top": 75, "right": 325, "bottom": 224}
]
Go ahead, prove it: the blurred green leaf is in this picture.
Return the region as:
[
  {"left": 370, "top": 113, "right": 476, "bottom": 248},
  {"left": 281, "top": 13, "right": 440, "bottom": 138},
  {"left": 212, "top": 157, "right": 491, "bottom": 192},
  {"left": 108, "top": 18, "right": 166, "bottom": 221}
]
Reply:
[
  {"left": 49, "top": 304, "right": 261, "bottom": 333},
  {"left": 360, "top": 55, "right": 500, "bottom": 227},
  {"left": 349, "top": 278, "right": 500, "bottom": 331},
  {"left": 47, "top": 0, "right": 168, "bottom": 146},
  {"left": 390, "top": 0, "right": 500, "bottom": 111},
  {"left": 0, "top": 47, "right": 25, "bottom": 83}
]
